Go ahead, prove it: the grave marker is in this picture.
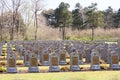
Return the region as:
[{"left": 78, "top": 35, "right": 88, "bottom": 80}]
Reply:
[
  {"left": 90, "top": 50, "right": 101, "bottom": 70},
  {"left": 29, "top": 53, "right": 39, "bottom": 72},
  {"left": 7, "top": 52, "right": 17, "bottom": 73},
  {"left": 24, "top": 50, "right": 30, "bottom": 66},
  {"left": 85, "top": 48, "right": 91, "bottom": 63},
  {"left": 100, "top": 48, "right": 108, "bottom": 62},
  {"left": 59, "top": 50, "right": 67, "bottom": 65},
  {"left": 110, "top": 51, "right": 120, "bottom": 70},
  {"left": 42, "top": 50, "right": 49, "bottom": 66},
  {"left": 78, "top": 50, "right": 83, "bottom": 64},
  {"left": 70, "top": 50, "right": 80, "bottom": 71},
  {"left": 21, "top": 48, "right": 25, "bottom": 60},
  {"left": 49, "top": 53, "right": 60, "bottom": 72}
]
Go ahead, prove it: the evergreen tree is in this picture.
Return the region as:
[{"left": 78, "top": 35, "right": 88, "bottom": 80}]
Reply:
[{"left": 55, "top": 2, "right": 73, "bottom": 40}]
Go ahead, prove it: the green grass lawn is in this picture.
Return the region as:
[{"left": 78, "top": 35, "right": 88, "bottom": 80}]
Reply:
[{"left": 0, "top": 71, "right": 120, "bottom": 80}]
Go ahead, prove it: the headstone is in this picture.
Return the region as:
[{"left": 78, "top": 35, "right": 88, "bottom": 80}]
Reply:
[
  {"left": 70, "top": 50, "right": 80, "bottom": 71},
  {"left": 59, "top": 50, "right": 67, "bottom": 65},
  {"left": 29, "top": 53, "right": 39, "bottom": 72},
  {"left": 110, "top": 51, "right": 120, "bottom": 70},
  {"left": 85, "top": 48, "right": 91, "bottom": 63},
  {"left": 7, "top": 52, "right": 17, "bottom": 73},
  {"left": 42, "top": 50, "right": 49, "bottom": 66},
  {"left": 100, "top": 48, "right": 108, "bottom": 62},
  {"left": 21, "top": 48, "right": 25, "bottom": 60},
  {"left": 24, "top": 50, "right": 30, "bottom": 66},
  {"left": 90, "top": 50, "right": 101, "bottom": 70},
  {"left": 78, "top": 50, "right": 83, "bottom": 64},
  {"left": 49, "top": 53, "right": 60, "bottom": 72},
  {"left": 107, "top": 48, "right": 113, "bottom": 64},
  {"left": 39, "top": 46, "right": 43, "bottom": 63},
  {"left": 34, "top": 49, "right": 38, "bottom": 55},
  {"left": 115, "top": 47, "right": 120, "bottom": 61}
]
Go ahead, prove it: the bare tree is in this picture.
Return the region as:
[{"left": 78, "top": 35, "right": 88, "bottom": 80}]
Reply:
[
  {"left": 10, "top": 0, "right": 22, "bottom": 40},
  {"left": 0, "top": 0, "right": 5, "bottom": 41},
  {"left": 21, "top": 1, "right": 34, "bottom": 40},
  {"left": 31, "top": 0, "right": 43, "bottom": 40}
]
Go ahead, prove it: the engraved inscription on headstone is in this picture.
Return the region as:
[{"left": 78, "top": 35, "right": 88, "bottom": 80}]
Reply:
[
  {"left": 9, "top": 57, "right": 15, "bottom": 67},
  {"left": 43, "top": 53, "right": 49, "bottom": 61},
  {"left": 112, "top": 54, "right": 118, "bottom": 64},
  {"left": 60, "top": 53, "right": 65, "bottom": 61},
  {"left": 93, "top": 55, "right": 99, "bottom": 65},
  {"left": 30, "top": 55, "right": 37, "bottom": 67},
  {"left": 72, "top": 57, "right": 78, "bottom": 65},
  {"left": 51, "top": 57, "right": 58, "bottom": 66}
]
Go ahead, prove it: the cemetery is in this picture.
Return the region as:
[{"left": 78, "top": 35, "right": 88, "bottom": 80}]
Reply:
[
  {"left": 0, "top": 40, "right": 120, "bottom": 80},
  {"left": 0, "top": 0, "right": 120, "bottom": 80},
  {"left": 0, "top": 40, "right": 120, "bottom": 73}
]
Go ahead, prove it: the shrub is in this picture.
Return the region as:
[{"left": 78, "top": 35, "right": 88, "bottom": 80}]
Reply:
[
  {"left": 16, "top": 62, "right": 23, "bottom": 66},
  {"left": 0, "top": 67, "right": 6, "bottom": 72},
  {"left": 38, "top": 61, "right": 42, "bottom": 66},
  {"left": 60, "top": 66, "right": 70, "bottom": 72},
  {"left": 100, "top": 59, "right": 106, "bottom": 64},
  {"left": 1, "top": 53, "right": 6, "bottom": 56},
  {"left": 100, "top": 65, "right": 109, "bottom": 70},
  {"left": 0, "top": 62, "right": 6, "bottom": 66},
  {"left": 0, "top": 56, "right": 6, "bottom": 60},
  {"left": 65, "top": 36, "right": 71, "bottom": 40}
]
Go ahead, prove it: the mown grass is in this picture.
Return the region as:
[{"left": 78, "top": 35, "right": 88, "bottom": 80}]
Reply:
[{"left": 0, "top": 71, "right": 120, "bottom": 80}]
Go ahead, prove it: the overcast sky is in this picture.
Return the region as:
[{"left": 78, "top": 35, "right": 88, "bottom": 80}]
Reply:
[{"left": 44, "top": 0, "right": 120, "bottom": 11}]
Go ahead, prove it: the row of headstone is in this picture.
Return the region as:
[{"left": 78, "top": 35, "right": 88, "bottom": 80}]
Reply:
[
  {"left": 16, "top": 40, "right": 120, "bottom": 65},
  {"left": 7, "top": 48, "right": 120, "bottom": 73},
  {"left": 7, "top": 40, "right": 120, "bottom": 73}
]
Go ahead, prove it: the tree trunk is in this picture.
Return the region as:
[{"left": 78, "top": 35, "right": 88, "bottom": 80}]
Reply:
[
  {"left": 0, "top": 17, "right": 3, "bottom": 41},
  {"left": 10, "top": 27, "right": 14, "bottom": 40},
  {"left": 0, "top": 2, "right": 4, "bottom": 41},
  {"left": 10, "top": 1, "right": 15, "bottom": 40},
  {"left": 17, "top": 14, "right": 20, "bottom": 40},
  {"left": 35, "top": 11, "right": 38, "bottom": 40},
  {"left": 10, "top": 12, "right": 15, "bottom": 40},
  {"left": 91, "top": 26, "right": 94, "bottom": 41},
  {"left": 0, "top": 24, "right": 2, "bottom": 41},
  {"left": 62, "top": 27, "right": 65, "bottom": 40}
]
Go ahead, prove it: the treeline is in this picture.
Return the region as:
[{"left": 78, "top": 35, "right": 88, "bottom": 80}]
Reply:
[
  {"left": 43, "top": 2, "right": 120, "bottom": 40},
  {"left": 0, "top": 1, "right": 120, "bottom": 41},
  {"left": 0, "top": 0, "right": 43, "bottom": 41}
]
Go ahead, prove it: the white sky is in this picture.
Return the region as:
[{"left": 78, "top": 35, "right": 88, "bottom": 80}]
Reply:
[{"left": 44, "top": 0, "right": 120, "bottom": 11}]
